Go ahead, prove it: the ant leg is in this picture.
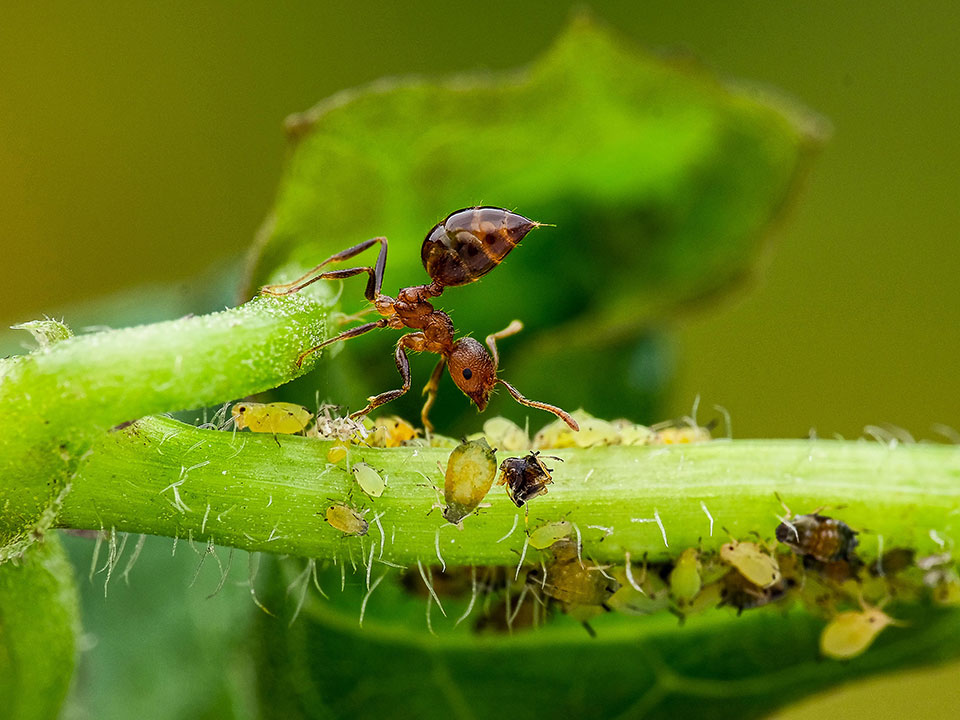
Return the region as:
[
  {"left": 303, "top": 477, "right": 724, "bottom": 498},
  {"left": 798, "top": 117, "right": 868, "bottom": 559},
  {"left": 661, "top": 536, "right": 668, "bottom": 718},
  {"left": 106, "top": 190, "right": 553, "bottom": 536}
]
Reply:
[
  {"left": 348, "top": 333, "right": 423, "bottom": 419},
  {"left": 262, "top": 266, "right": 375, "bottom": 298},
  {"left": 497, "top": 379, "right": 580, "bottom": 431},
  {"left": 420, "top": 357, "right": 446, "bottom": 434},
  {"left": 296, "top": 319, "right": 388, "bottom": 368},
  {"left": 485, "top": 319, "right": 524, "bottom": 369},
  {"left": 260, "top": 237, "right": 388, "bottom": 299}
]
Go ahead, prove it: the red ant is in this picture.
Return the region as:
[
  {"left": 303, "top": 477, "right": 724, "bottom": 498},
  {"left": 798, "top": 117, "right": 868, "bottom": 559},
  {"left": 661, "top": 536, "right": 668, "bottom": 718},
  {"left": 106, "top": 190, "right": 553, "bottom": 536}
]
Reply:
[{"left": 261, "top": 207, "right": 579, "bottom": 434}]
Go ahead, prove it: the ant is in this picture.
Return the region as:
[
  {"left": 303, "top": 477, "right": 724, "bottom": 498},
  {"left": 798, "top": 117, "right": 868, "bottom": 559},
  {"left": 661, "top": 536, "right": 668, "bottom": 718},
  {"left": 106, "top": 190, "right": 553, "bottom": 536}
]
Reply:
[{"left": 260, "top": 207, "right": 580, "bottom": 434}]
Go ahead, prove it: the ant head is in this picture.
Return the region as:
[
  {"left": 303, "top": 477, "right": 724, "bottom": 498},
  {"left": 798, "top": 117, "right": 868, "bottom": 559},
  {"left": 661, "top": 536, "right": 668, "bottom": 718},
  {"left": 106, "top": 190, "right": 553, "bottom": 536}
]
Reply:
[
  {"left": 447, "top": 338, "right": 497, "bottom": 411},
  {"left": 421, "top": 207, "right": 540, "bottom": 287}
]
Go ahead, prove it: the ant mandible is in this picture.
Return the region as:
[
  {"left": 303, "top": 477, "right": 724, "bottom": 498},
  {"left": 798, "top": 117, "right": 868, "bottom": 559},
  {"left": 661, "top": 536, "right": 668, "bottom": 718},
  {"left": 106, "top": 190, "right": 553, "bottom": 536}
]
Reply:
[{"left": 260, "top": 207, "right": 579, "bottom": 434}]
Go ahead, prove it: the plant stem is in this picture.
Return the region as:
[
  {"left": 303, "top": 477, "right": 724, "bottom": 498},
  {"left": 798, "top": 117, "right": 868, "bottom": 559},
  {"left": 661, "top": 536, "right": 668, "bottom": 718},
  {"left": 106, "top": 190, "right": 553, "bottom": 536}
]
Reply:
[
  {"left": 58, "top": 416, "right": 960, "bottom": 566},
  {"left": 0, "top": 294, "right": 331, "bottom": 557}
]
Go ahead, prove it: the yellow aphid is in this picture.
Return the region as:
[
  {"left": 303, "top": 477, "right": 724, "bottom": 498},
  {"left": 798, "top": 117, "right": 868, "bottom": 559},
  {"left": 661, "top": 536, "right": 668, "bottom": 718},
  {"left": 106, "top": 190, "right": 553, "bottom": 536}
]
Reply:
[
  {"left": 607, "top": 565, "right": 671, "bottom": 615},
  {"left": 351, "top": 462, "right": 386, "bottom": 498},
  {"left": 442, "top": 438, "right": 497, "bottom": 525},
  {"left": 533, "top": 410, "right": 620, "bottom": 449},
  {"left": 610, "top": 419, "right": 653, "bottom": 446},
  {"left": 367, "top": 416, "right": 418, "bottom": 447},
  {"left": 232, "top": 402, "right": 312, "bottom": 434},
  {"left": 482, "top": 417, "right": 530, "bottom": 451},
  {"left": 669, "top": 548, "right": 703, "bottom": 604},
  {"left": 327, "top": 443, "right": 348, "bottom": 464},
  {"left": 325, "top": 504, "right": 368, "bottom": 536},
  {"left": 720, "top": 540, "right": 781, "bottom": 589},
  {"left": 528, "top": 521, "right": 572, "bottom": 550},
  {"left": 535, "top": 541, "right": 619, "bottom": 608},
  {"left": 820, "top": 605, "right": 898, "bottom": 660},
  {"left": 649, "top": 425, "right": 712, "bottom": 445}
]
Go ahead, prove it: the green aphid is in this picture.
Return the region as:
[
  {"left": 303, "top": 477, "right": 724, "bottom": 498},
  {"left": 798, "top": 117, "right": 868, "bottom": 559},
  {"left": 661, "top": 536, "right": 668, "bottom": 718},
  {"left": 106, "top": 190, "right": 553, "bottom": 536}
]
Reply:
[
  {"left": 351, "top": 461, "right": 386, "bottom": 498},
  {"left": 669, "top": 548, "right": 703, "bottom": 604},
  {"left": 528, "top": 521, "right": 572, "bottom": 550}
]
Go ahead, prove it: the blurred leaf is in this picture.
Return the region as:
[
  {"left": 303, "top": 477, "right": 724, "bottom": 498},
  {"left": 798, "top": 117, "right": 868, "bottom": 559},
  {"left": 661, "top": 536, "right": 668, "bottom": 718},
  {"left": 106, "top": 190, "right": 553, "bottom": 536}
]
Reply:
[
  {"left": 0, "top": 533, "right": 79, "bottom": 720},
  {"left": 245, "top": 16, "right": 823, "bottom": 425},
  {"left": 257, "top": 562, "right": 960, "bottom": 720}
]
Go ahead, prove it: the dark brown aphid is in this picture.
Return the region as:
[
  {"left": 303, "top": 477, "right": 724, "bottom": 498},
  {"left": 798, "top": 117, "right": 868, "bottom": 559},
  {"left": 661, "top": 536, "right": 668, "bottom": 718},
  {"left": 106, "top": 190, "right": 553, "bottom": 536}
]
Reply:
[
  {"left": 497, "top": 451, "right": 560, "bottom": 507},
  {"left": 260, "top": 207, "right": 579, "bottom": 434},
  {"left": 775, "top": 511, "right": 859, "bottom": 563}
]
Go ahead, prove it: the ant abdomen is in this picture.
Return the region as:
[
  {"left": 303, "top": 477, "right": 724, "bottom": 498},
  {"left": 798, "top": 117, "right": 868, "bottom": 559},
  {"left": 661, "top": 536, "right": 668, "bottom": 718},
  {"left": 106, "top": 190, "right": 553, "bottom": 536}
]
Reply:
[{"left": 421, "top": 207, "right": 539, "bottom": 287}]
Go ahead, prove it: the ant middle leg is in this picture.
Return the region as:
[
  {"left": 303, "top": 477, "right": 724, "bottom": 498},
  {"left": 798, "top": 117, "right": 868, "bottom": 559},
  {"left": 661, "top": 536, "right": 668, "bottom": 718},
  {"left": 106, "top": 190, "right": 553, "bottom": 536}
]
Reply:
[
  {"left": 420, "top": 357, "right": 446, "bottom": 434},
  {"left": 261, "top": 236, "right": 388, "bottom": 301},
  {"left": 348, "top": 333, "right": 425, "bottom": 419},
  {"left": 485, "top": 319, "right": 524, "bottom": 368},
  {"left": 296, "top": 319, "right": 389, "bottom": 368}
]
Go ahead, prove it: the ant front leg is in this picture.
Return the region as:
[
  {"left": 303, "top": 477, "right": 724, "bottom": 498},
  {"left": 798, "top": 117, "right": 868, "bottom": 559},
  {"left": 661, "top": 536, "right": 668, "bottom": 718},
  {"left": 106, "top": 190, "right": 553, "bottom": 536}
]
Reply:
[
  {"left": 349, "top": 333, "right": 424, "bottom": 420},
  {"left": 485, "top": 319, "right": 524, "bottom": 369},
  {"left": 295, "top": 318, "right": 389, "bottom": 368},
  {"left": 420, "top": 357, "right": 446, "bottom": 434},
  {"left": 498, "top": 379, "right": 580, "bottom": 432},
  {"left": 261, "top": 236, "right": 388, "bottom": 301}
]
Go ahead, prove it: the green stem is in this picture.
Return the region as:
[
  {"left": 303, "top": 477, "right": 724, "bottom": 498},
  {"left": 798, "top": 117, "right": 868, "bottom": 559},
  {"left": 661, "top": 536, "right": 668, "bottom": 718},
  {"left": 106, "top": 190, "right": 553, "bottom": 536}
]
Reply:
[
  {"left": 0, "top": 294, "right": 331, "bottom": 558},
  {"left": 58, "top": 415, "right": 960, "bottom": 565}
]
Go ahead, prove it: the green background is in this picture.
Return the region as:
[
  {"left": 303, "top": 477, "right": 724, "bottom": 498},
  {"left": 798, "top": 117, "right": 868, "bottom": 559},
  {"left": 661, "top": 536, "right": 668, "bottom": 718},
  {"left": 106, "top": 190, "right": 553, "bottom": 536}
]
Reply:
[{"left": 2, "top": 1, "right": 959, "bottom": 717}]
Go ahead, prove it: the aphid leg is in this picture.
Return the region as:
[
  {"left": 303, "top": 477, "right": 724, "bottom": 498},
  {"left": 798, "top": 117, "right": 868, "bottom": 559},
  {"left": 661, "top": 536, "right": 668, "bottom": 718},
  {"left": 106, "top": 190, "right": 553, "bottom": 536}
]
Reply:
[
  {"left": 296, "top": 319, "right": 389, "bottom": 368},
  {"left": 485, "top": 319, "right": 524, "bottom": 369},
  {"left": 349, "top": 334, "right": 420, "bottom": 419},
  {"left": 260, "top": 236, "right": 388, "bottom": 299},
  {"left": 498, "top": 379, "right": 580, "bottom": 431},
  {"left": 420, "top": 357, "right": 446, "bottom": 435}
]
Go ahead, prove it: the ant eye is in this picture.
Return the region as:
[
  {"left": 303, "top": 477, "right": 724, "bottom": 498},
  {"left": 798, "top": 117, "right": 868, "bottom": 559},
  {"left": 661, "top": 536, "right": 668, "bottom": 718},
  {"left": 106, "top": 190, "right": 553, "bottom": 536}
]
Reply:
[{"left": 462, "top": 368, "right": 473, "bottom": 380}]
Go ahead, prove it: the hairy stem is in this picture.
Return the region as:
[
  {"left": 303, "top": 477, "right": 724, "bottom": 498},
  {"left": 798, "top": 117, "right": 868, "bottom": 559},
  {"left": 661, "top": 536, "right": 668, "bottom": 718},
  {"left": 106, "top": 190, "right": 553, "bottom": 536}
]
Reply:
[
  {"left": 0, "top": 293, "right": 331, "bottom": 557},
  {"left": 58, "top": 415, "right": 960, "bottom": 565}
]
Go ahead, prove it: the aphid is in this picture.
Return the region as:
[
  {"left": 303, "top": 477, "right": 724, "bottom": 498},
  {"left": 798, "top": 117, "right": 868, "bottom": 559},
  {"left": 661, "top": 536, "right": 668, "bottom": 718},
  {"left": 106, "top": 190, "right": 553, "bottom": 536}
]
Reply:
[
  {"left": 528, "top": 521, "right": 573, "bottom": 550},
  {"left": 669, "top": 548, "right": 703, "bottom": 604},
  {"left": 775, "top": 499, "right": 859, "bottom": 563},
  {"left": 351, "top": 462, "right": 386, "bottom": 498},
  {"left": 720, "top": 538, "right": 782, "bottom": 589},
  {"left": 481, "top": 416, "right": 530, "bottom": 452},
  {"left": 367, "top": 416, "right": 418, "bottom": 448},
  {"left": 260, "top": 207, "right": 579, "bottom": 433},
  {"left": 648, "top": 417, "right": 714, "bottom": 445},
  {"left": 325, "top": 504, "right": 368, "bottom": 536},
  {"left": 819, "top": 602, "right": 899, "bottom": 660},
  {"left": 231, "top": 402, "right": 312, "bottom": 434},
  {"left": 497, "top": 451, "right": 559, "bottom": 508},
  {"left": 441, "top": 438, "right": 498, "bottom": 525},
  {"left": 326, "top": 443, "right": 348, "bottom": 464},
  {"left": 531, "top": 540, "right": 619, "bottom": 609},
  {"left": 718, "top": 571, "right": 789, "bottom": 614},
  {"left": 533, "top": 410, "right": 619, "bottom": 449}
]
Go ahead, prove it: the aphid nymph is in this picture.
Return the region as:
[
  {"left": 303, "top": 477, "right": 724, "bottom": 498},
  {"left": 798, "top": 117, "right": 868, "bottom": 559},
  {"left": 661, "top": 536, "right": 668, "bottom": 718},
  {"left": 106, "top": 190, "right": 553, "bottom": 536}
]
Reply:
[
  {"left": 719, "top": 537, "right": 782, "bottom": 589},
  {"left": 325, "top": 504, "right": 369, "bottom": 536},
  {"left": 497, "top": 451, "right": 559, "bottom": 508},
  {"left": 351, "top": 461, "right": 386, "bottom": 498},
  {"left": 231, "top": 401, "right": 313, "bottom": 435},
  {"left": 819, "top": 600, "right": 899, "bottom": 660},
  {"left": 260, "top": 207, "right": 579, "bottom": 433}
]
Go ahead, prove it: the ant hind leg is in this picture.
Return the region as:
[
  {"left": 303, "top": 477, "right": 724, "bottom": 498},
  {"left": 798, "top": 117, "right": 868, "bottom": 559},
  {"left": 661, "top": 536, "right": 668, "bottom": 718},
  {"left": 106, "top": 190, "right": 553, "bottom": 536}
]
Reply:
[{"left": 261, "top": 236, "right": 388, "bottom": 298}]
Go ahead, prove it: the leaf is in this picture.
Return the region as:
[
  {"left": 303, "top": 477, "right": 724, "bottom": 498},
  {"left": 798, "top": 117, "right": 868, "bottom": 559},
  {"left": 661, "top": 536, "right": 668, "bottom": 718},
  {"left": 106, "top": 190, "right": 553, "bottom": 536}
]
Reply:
[
  {"left": 256, "top": 561, "right": 960, "bottom": 720},
  {"left": 244, "top": 17, "right": 824, "bottom": 424},
  {"left": 0, "top": 534, "right": 80, "bottom": 720}
]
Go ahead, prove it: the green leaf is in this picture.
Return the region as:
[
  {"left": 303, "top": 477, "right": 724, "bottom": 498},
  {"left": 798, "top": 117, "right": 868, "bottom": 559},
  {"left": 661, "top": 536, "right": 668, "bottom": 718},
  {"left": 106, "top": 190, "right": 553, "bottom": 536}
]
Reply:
[
  {"left": 0, "top": 534, "right": 80, "bottom": 720},
  {"left": 244, "top": 17, "right": 824, "bottom": 424},
  {"left": 256, "top": 560, "right": 960, "bottom": 720}
]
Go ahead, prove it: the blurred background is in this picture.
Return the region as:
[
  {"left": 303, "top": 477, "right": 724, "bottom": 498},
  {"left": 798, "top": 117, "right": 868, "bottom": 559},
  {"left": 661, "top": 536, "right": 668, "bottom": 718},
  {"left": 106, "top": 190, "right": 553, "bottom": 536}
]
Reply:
[{"left": 2, "top": 2, "right": 959, "bottom": 718}]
